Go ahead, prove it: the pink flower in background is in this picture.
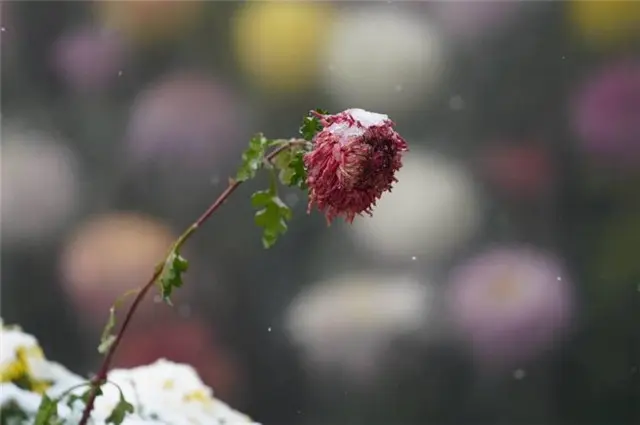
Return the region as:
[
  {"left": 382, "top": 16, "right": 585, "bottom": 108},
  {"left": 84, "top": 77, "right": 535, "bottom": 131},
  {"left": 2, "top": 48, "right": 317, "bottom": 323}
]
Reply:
[
  {"left": 480, "top": 143, "right": 555, "bottom": 200},
  {"left": 430, "top": 0, "right": 523, "bottom": 42},
  {"left": 447, "top": 246, "right": 574, "bottom": 371},
  {"left": 305, "top": 109, "right": 408, "bottom": 224},
  {"left": 51, "top": 26, "right": 125, "bottom": 93},
  {"left": 572, "top": 60, "right": 640, "bottom": 165},
  {"left": 125, "top": 71, "right": 242, "bottom": 169}
]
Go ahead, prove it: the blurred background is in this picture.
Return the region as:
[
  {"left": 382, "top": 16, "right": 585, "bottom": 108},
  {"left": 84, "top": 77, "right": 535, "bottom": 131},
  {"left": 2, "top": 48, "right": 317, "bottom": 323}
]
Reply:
[{"left": 1, "top": 1, "right": 639, "bottom": 424}]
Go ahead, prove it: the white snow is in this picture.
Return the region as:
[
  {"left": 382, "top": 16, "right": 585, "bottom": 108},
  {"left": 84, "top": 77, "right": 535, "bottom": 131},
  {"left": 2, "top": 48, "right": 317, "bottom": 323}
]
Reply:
[{"left": 0, "top": 320, "right": 259, "bottom": 425}]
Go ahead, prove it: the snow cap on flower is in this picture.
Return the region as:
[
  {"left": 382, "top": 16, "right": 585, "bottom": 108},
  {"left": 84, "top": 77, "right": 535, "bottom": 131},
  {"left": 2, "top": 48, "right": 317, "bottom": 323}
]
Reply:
[{"left": 304, "top": 108, "right": 408, "bottom": 224}]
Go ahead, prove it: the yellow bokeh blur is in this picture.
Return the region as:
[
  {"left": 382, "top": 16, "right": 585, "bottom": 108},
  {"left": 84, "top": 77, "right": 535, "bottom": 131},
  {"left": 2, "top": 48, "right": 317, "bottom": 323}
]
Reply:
[
  {"left": 231, "top": 1, "right": 333, "bottom": 95},
  {"left": 60, "top": 212, "right": 175, "bottom": 292},
  {"left": 95, "top": 0, "right": 204, "bottom": 45},
  {"left": 568, "top": 0, "right": 640, "bottom": 49}
]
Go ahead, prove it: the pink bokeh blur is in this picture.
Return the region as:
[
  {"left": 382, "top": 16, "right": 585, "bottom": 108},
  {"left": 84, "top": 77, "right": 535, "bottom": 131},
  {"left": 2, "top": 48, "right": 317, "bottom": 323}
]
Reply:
[
  {"left": 125, "top": 71, "right": 243, "bottom": 169},
  {"left": 479, "top": 143, "right": 555, "bottom": 200},
  {"left": 51, "top": 26, "right": 126, "bottom": 93},
  {"left": 430, "top": 0, "right": 523, "bottom": 42},
  {"left": 571, "top": 60, "right": 640, "bottom": 166},
  {"left": 447, "top": 246, "right": 575, "bottom": 372}
]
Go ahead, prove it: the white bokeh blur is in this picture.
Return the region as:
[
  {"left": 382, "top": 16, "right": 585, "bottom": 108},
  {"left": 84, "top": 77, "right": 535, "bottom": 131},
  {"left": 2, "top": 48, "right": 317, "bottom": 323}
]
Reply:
[
  {"left": 1, "top": 125, "right": 80, "bottom": 246},
  {"left": 349, "top": 148, "right": 483, "bottom": 264},
  {"left": 321, "top": 5, "right": 446, "bottom": 115},
  {"left": 286, "top": 271, "right": 438, "bottom": 385}
]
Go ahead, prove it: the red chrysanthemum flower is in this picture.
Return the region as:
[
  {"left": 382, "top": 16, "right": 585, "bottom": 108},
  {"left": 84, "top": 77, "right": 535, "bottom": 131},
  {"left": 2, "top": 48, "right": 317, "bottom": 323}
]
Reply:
[{"left": 304, "top": 108, "right": 409, "bottom": 224}]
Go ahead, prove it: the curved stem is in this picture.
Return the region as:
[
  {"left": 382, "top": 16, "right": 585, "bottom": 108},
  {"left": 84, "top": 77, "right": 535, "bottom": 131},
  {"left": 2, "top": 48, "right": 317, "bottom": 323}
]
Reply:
[{"left": 77, "top": 139, "right": 306, "bottom": 425}]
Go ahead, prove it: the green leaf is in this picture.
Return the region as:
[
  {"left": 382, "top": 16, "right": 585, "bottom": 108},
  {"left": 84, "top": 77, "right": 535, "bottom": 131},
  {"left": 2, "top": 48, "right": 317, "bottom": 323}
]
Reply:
[
  {"left": 105, "top": 392, "right": 134, "bottom": 425},
  {"left": 236, "top": 133, "right": 271, "bottom": 182},
  {"left": 158, "top": 251, "right": 189, "bottom": 304},
  {"left": 251, "top": 189, "right": 293, "bottom": 249},
  {"left": 288, "top": 150, "right": 308, "bottom": 190},
  {"left": 251, "top": 190, "right": 274, "bottom": 208},
  {"left": 1, "top": 401, "right": 29, "bottom": 424},
  {"left": 97, "top": 289, "right": 138, "bottom": 354},
  {"left": 34, "top": 394, "right": 59, "bottom": 425},
  {"left": 272, "top": 147, "right": 293, "bottom": 180},
  {"left": 98, "top": 306, "right": 117, "bottom": 355},
  {"left": 66, "top": 386, "right": 102, "bottom": 409},
  {"left": 271, "top": 145, "right": 308, "bottom": 190},
  {"left": 299, "top": 109, "right": 327, "bottom": 141}
]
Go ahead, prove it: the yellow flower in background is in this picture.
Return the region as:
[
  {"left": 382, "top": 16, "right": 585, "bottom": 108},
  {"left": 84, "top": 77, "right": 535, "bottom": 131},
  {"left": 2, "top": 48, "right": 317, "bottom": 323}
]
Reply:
[
  {"left": 568, "top": 0, "right": 640, "bottom": 49},
  {"left": 231, "top": 1, "right": 333, "bottom": 95},
  {"left": 0, "top": 326, "right": 52, "bottom": 394},
  {"left": 95, "top": 0, "right": 204, "bottom": 46}
]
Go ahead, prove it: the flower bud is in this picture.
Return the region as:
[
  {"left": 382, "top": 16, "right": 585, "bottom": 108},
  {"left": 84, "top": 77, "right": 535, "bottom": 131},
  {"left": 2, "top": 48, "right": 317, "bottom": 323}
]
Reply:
[{"left": 304, "top": 109, "right": 409, "bottom": 224}]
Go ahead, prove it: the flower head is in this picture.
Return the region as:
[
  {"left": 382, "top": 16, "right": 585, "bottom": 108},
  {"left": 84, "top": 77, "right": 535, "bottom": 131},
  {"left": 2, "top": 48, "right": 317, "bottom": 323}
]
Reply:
[{"left": 304, "top": 108, "right": 408, "bottom": 224}]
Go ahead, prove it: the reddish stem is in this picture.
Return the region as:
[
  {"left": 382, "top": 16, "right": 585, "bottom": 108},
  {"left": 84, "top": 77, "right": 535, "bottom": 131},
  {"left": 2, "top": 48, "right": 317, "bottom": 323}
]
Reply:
[{"left": 78, "top": 140, "right": 305, "bottom": 425}]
